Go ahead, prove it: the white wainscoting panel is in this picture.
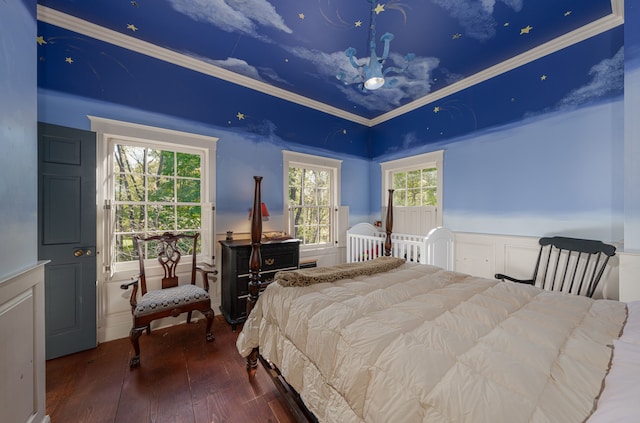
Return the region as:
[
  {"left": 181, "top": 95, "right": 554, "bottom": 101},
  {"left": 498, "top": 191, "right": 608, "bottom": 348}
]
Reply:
[
  {"left": 453, "top": 234, "right": 498, "bottom": 278},
  {"left": 453, "top": 232, "right": 620, "bottom": 300},
  {"left": 619, "top": 252, "right": 640, "bottom": 302},
  {"left": 0, "top": 262, "right": 49, "bottom": 423}
]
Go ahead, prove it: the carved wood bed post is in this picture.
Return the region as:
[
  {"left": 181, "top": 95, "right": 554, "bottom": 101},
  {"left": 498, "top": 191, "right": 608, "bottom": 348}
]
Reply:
[
  {"left": 246, "top": 176, "right": 263, "bottom": 380},
  {"left": 385, "top": 189, "right": 394, "bottom": 256}
]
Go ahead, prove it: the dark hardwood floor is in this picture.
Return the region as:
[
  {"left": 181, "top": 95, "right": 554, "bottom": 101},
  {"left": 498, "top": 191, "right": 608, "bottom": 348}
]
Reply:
[{"left": 46, "top": 315, "right": 298, "bottom": 423}]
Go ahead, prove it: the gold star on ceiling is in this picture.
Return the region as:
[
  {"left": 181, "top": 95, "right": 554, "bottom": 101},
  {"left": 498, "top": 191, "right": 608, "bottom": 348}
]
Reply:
[
  {"left": 452, "top": 33, "right": 461, "bottom": 40},
  {"left": 36, "top": 36, "right": 47, "bottom": 45},
  {"left": 433, "top": 106, "right": 440, "bottom": 113},
  {"left": 374, "top": 3, "right": 385, "bottom": 14},
  {"left": 504, "top": 22, "right": 510, "bottom": 27},
  {"left": 343, "top": 129, "right": 347, "bottom": 135},
  {"left": 65, "top": 57, "right": 74, "bottom": 64},
  {"left": 520, "top": 25, "right": 533, "bottom": 35},
  {"left": 131, "top": 1, "right": 138, "bottom": 7},
  {"left": 127, "top": 24, "right": 138, "bottom": 32},
  {"left": 298, "top": 13, "right": 305, "bottom": 19},
  {"left": 565, "top": 11, "right": 572, "bottom": 17},
  {"left": 236, "top": 112, "right": 245, "bottom": 120},
  {"left": 540, "top": 75, "right": 547, "bottom": 81},
  {"left": 355, "top": 20, "right": 362, "bottom": 27}
]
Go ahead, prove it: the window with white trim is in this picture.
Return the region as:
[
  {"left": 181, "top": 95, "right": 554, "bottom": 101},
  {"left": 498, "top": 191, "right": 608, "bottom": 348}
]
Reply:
[
  {"left": 90, "top": 117, "right": 217, "bottom": 275},
  {"left": 111, "top": 142, "right": 204, "bottom": 262},
  {"left": 380, "top": 150, "right": 444, "bottom": 233},
  {"left": 283, "top": 151, "right": 341, "bottom": 248},
  {"left": 392, "top": 167, "right": 438, "bottom": 207}
]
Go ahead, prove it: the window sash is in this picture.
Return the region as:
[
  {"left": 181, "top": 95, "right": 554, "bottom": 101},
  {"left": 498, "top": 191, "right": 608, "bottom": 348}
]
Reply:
[
  {"left": 380, "top": 150, "right": 444, "bottom": 230},
  {"left": 109, "top": 140, "right": 205, "bottom": 266},
  {"left": 283, "top": 151, "right": 341, "bottom": 249},
  {"left": 392, "top": 167, "right": 438, "bottom": 207},
  {"left": 288, "top": 166, "right": 334, "bottom": 246}
]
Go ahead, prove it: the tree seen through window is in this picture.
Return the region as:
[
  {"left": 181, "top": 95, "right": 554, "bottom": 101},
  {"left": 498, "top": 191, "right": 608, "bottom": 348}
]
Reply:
[
  {"left": 113, "top": 144, "right": 202, "bottom": 262},
  {"left": 288, "top": 167, "right": 332, "bottom": 246},
  {"left": 392, "top": 168, "right": 437, "bottom": 207}
]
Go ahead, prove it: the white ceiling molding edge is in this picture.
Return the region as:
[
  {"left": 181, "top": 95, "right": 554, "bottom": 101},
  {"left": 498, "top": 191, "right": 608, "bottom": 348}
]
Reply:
[
  {"left": 36, "top": 5, "right": 370, "bottom": 126},
  {"left": 38, "top": 2, "right": 624, "bottom": 128},
  {"left": 370, "top": 2, "right": 624, "bottom": 126}
]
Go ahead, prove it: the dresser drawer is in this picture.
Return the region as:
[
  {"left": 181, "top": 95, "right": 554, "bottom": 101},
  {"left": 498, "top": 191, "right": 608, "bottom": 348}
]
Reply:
[
  {"left": 236, "top": 271, "right": 280, "bottom": 297},
  {"left": 219, "top": 239, "right": 300, "bottom": 329},
  {"left": 235, "top": 243, "right": 299, "bottom": 274}
]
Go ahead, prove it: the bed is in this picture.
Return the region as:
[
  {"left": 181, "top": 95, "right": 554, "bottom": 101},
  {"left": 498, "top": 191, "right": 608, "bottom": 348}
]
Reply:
[{"left": 237, "top": 178, "right": 640, "bottom": 422}]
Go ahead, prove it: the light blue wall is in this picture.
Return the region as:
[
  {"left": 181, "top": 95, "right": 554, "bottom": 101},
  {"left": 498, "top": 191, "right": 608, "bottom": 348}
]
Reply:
[
  {"left": 443, "top": 101, "right": 623, "bottom": 241},
  {"left": 39, "top": 93, "right": 626, "bottom": 244},
  {"left": 371, "top": 98, "right": 625, "bottom": 243},
  {"left": 0, "top": 0, "right": 38, "bottom": 279},
  {"left": 37, "top": 89, "right": 372, "bottom": 234}
]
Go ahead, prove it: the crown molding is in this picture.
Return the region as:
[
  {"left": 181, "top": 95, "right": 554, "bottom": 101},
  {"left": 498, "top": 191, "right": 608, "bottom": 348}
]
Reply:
[
  {"left": 37, "top": 5, "right": 370, "bottom": 126},
  {"left": 38, "top": 2, "right": 624, "bottom": 128},
  {"left": 370, "top": 5, "right": 624, "bottom": 126}
]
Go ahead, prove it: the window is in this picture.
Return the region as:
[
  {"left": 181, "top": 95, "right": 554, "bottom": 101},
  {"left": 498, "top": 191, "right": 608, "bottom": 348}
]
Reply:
[
  {"left": 392, "top": 167, "right": 438, "bottom": 207},
  {"left": 380, "top": 150, "right": 443, "bottom": 233},
  {"left": 283, "top": 151, "right": 341, "bottom": 248},
  {"left": 112, "top": 143, "right": 203, "bottom": 262},
  {"left": 91, "top": 116, "right": 217, "bottom": 274}
]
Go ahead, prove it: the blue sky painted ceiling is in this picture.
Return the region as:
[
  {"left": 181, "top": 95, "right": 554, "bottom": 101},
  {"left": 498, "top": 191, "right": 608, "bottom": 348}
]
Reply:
[{"left": 36, "top": 0, "right": 624, "bottom": 156}]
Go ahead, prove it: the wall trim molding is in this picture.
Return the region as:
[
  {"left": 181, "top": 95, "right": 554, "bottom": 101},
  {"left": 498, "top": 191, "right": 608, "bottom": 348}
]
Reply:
[{"left": 37, "top": 3, "right": 623, "bottom": 127}]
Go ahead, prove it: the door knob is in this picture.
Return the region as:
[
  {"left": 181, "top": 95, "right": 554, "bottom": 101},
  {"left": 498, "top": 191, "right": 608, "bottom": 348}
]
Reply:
[{"left": 73, "top": 249, "right": 84, "bottom": 257}]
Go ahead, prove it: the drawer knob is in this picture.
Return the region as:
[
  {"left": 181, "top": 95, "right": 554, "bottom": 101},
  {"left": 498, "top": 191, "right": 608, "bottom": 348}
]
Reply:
[{"left": 265, "top": 258, "right": 275, "bottom": 265}]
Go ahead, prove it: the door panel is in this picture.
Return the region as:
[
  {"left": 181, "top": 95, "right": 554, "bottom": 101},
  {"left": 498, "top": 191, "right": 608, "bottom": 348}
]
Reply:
[
  {"left": 42, "top": 175, "right": 81, "bottom": 244},
  {"left": 38, "top": 122, "right": 97, "bottom": 359}
]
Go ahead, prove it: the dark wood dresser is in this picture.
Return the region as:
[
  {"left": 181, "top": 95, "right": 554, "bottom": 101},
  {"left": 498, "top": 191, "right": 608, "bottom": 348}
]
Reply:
[{"left": 219, "top": 238, "right": 300, "bottom": 329}]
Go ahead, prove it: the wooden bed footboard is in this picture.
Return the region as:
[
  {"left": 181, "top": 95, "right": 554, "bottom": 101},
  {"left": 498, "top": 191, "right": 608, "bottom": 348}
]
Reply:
[{"left": 243, "top": 182, "right": 395, "bottom": 379}]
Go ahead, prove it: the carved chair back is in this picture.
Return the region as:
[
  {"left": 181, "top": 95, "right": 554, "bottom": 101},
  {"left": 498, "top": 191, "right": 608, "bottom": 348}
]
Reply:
[{"left": 134, "top": 232, "right": 198, "bottom": 295}]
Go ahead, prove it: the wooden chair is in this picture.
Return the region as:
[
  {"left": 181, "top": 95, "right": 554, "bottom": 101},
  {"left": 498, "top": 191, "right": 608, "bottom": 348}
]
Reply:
[
  {"left": 120, "top": 232, "right": 215, "bottom": 368},
  {"left": 495, "top": 236, "right": 616, "bottom": 298}
]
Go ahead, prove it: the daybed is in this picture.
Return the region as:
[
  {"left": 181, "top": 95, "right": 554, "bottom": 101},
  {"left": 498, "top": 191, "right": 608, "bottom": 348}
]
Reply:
[{"left": 237, "top": 178, "right": 640, "bottom": 422}]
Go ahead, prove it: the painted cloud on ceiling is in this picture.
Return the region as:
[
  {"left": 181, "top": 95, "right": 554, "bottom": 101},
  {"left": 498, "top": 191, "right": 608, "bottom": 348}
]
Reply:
[
  {"left": 168, "top": 0, "right": 292, "bottom": 36},
  {"left": 558, "top": 46, "right": 624, "bottom": 109},
  {"left": 432, "top": 0, "right": 524, "bottom": 41}
]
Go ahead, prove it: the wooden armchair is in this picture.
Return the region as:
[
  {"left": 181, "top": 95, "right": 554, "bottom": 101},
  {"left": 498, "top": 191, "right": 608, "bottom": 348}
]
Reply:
[
  {"left": 495, "top": 236, "right": 616, "bottom": 298},
  {"left": 120, "top": 232, "right": 215, "bottom": 368}
]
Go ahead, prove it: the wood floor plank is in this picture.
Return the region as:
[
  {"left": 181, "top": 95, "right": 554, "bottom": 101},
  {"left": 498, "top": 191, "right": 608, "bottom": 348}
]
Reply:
[
  {"left": 47, "top": 338, "right": 130, "bottom": 423},
  {"left": 46, "top": 315, "right": 299, "bottom": 423}
]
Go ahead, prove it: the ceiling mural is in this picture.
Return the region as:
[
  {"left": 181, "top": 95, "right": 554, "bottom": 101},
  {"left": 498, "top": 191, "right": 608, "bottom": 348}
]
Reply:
[{"left": 36, "top": 0, "right": 624, "bottom": 154}]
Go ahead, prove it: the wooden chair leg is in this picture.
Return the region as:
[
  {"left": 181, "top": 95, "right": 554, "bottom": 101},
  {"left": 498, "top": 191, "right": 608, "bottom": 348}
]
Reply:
[
  {"left": 187, "top": 311, "right": 193, "bottom": 323},
  {"left": 129, "top": 327, "right": 144, "bottom": 368},
  {"left": 203, "top": 308, "right": 215, "bottom": 342},
  {"left": 145, "top": 324, "right": 151, "bottom": 335}
]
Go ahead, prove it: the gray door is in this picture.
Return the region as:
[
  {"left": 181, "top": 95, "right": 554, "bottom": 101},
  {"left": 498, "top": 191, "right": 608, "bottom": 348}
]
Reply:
[{"left": 38, "top": 122, "right": 97, "bottom": 359}]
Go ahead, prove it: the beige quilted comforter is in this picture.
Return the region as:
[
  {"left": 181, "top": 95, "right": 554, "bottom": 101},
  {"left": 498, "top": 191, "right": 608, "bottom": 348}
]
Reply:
[{"left": 236, "top": 263, "right": 627, "bottom": 423}]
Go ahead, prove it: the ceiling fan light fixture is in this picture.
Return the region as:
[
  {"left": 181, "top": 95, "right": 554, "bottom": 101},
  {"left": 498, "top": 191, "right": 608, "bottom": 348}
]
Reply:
[
  {"left": 364, "top": 76, "right": 385, "bottom": 90},
  {"left": 337, "top": 0, "right": 414, "bottom": 92}
]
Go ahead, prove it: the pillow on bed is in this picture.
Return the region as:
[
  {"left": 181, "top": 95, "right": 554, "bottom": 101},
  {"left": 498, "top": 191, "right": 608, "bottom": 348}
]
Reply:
[
  {"left": 276, "top": 256, "right": 406, "bottom": 287},
  {"left": 587, "top": 340, "right": 640, "bottom": 422}
]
